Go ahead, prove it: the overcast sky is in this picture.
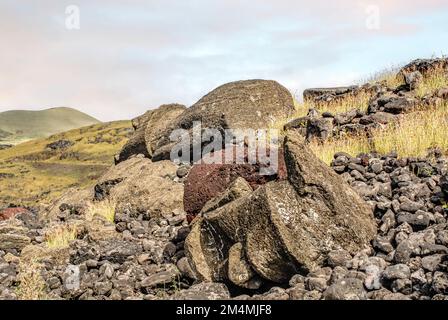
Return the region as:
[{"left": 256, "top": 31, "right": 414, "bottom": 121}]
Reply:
[{"left": 1, "top": 0, "right": 448, "bottom": 121}]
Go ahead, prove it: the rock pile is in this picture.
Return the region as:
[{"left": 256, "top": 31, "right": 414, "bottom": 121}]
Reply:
[
  {"left": 184, "top": 134, "right": 376, "bottom": 287},
  {"left": 288, "top": 58, "right": 448, "bottom": 142}
]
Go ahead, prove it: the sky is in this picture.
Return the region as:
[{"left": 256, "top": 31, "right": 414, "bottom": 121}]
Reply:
[{"left": 0, "top": 0, "right": 448, "bottom": 121}]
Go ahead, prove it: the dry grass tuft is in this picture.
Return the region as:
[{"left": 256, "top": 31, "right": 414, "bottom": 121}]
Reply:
[
  {"left": 16, "top": 259, "right": 47, "bottom": 300},
  {"left": 45, "top": 224, "right": 78, "bottom": 249},
  {"left": 309, "top": 135, "right": 371, "bottom": 165},
  {"left": 309, "top": 102, "right": 448, "bottom": 164},
  {"left": 367, "top": 67, "right": 404, "bottom": 88},
  {"left": 371, "top": 103, "right": 448, "bottom": 156},
  {"left": 85, "top": 199, "right": 116, "bottom": 223},
  {"left": 415, "top": 67, "right": 448, "bottom": 98}
]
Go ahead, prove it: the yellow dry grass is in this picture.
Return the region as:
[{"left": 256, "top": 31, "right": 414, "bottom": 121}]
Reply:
[
  {"left": 415, "top": 67, "right": 448, "bottom": 98},
  {"left": 45, "top": 224, "right": 78, "bottom": 249},
  {"left": 85, "top": 199, "right": 116, "bottom": 223},
  {"left": 16, "top": 259, "right": 48, "bottom": 300},
  {"left": 310, "top": 102, "right": 448, "bottom": 164},
  {"left": 367, "top": 67, "right": 404, "bottom": 88},
  {"left": 312, "top": 91, "right": 372, "bottom": 114}
]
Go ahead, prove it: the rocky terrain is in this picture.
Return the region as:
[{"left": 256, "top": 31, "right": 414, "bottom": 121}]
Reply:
[{"left": 0, "top": 58, "right": 448, "bottom": 300}]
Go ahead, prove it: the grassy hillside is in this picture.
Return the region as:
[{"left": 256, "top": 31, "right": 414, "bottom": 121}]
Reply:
[
  {"left": 0, "top": 107, "right": 100, "bottom": 145},
  {"left": 0, "top": 120, "right": 133, "bottom": 208}
]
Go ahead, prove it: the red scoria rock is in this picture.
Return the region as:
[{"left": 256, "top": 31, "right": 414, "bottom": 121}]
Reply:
[
  {"left": 184, "top": 145, "right": 287, "bottom": 221},
  {"left": 0, "top": 207, "right": 31, "bottom": 221}
]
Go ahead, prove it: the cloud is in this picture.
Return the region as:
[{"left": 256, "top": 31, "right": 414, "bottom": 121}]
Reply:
[{"left": 0, "top": 0, "right": 447, "bottom": 120}]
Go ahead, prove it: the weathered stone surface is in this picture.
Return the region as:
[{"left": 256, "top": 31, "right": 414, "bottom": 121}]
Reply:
[
  {"left": 97, "top": 157, "right": 184, "bottom": 217},
  {"left": 152, "top": 80, "right": 295, "bottom": 160},
  {"left": 43, "top": 188, "right": 93, "bottom": 221},
  {"left": 184, "top": 218, "right": 230, "bottom": 282},
  {"left": 303, "top": 86, "right": 359, "bottom": 102},
  {"left": 398, "top": 58, "right": 448, "bottom": 78},
  {"left": 200, "top": 177, "right": 253, "bottom": 215},
  {"left": 382, "top": 97, "right": 415, "bottom": 114},
  {"left": 0, "top": 224, "right": 31, "bottom": 251},
  {"left": 185, "top": 133, "right": 376, "bottom": 285},
  {"left": 116, "top": 104, "right": 186, "bottom": 163},
  {"left": 140, "top": 265, "right": 180, "bottom": 288},
  {"left": 306, "top": 117, "right": 333, "bottom": 141},
  {"left": 441, "top": 175, "right": 448, "bottom": 196},
  {"left": 115, "top": 111, "right": 153, "bottom": 163},
  {"left": 323, "top": 278, "right": 367, "bottom": 300},
  {"left": 184, "top": 146, "right": 287, "bottom": 219},
  {"left": 404, "top": 71, "right": 423, "bottom": 91},
  {"left": 283, "top": 134, "right": 377, "bottom": 257},
  {"left": 144, "top": 104, "right": 187, "bottom": 157},
  {"left": 0, "top": 207, "right": 32, "bottom": 221},
  {"left": 228, "top": 242, "right": 262, "bottom": 289},
  {"left": 206, "top": 181, "right": 303, "bottom": 282}
]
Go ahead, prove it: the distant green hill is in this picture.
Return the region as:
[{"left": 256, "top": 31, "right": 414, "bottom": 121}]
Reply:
[
  {"left": 0, "top": 128, "right": 12, "bottom": 139},
  {"left": 0, "top": 107, "right": 100, "bottom": 144}
]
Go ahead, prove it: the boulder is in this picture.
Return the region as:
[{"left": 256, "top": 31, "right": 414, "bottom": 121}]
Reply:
[
  {"left": 283, "top": 134, "right": 377, "bottom": 254},
  {"left": 115, "top": 113, "right": 151, "bottom": 163},
  {"left": 43, "top": 188, "right": 93, "bottom": 221},
  {"left": 116, "top": 104, "right": 186, "bottom": 163},
  {"left": 151, "top": 80, "right": 295, "bottom": 161},
  {"left": 323, "top": 278, "right": 367, "bottom": 300},
  {"left": 437, "top": 87, "right": 448, "bottom": 99},
  {"left": 334, "top": 109, "right": 358, "bottom": 126},
  {"left": 383, "top": 97, "right": 415, "bottom": 114},
  {"left": 404, "top": 71, "right": 423, "bottom": 91},
  {"left": 0, "top": 207, "right": 32, "bottom": 221},
  {"left": 46, "top": 157, "right": 184, "bottom": 221},
  {"left": 200, "top": 177, "right": 253, "bottom": 215},
  {"left": 144, "top": 104, "right": 187, "bottom": 157},
  {"left": 0, "top": 224, "right": 31, "bottom": 251},
  {"left": 359, "top": 112, "right": 396, "bottom": 125},
  {"left": 97, "top": 157, "right": 184, "bottom": 217},
  {"left": 184, "top": 217, "right": 231, "bottom": 282},
  {"left": 284, "top": 116, "right": 309, "bottom": 136},
  {"left": 303, "top": 86, "right": 359, "bottom": 103},
  {"left": 46, "top": 139, "right": 74, "bottom": 150},
  {"left": 185, "top": 133, "right": 376, "bottom": 285},
  {"left": 184, "top": 146, "right": 287, "bottom": 219},
  {"left": 306, "top": 117, "right": 334, "bottom": 141}
]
